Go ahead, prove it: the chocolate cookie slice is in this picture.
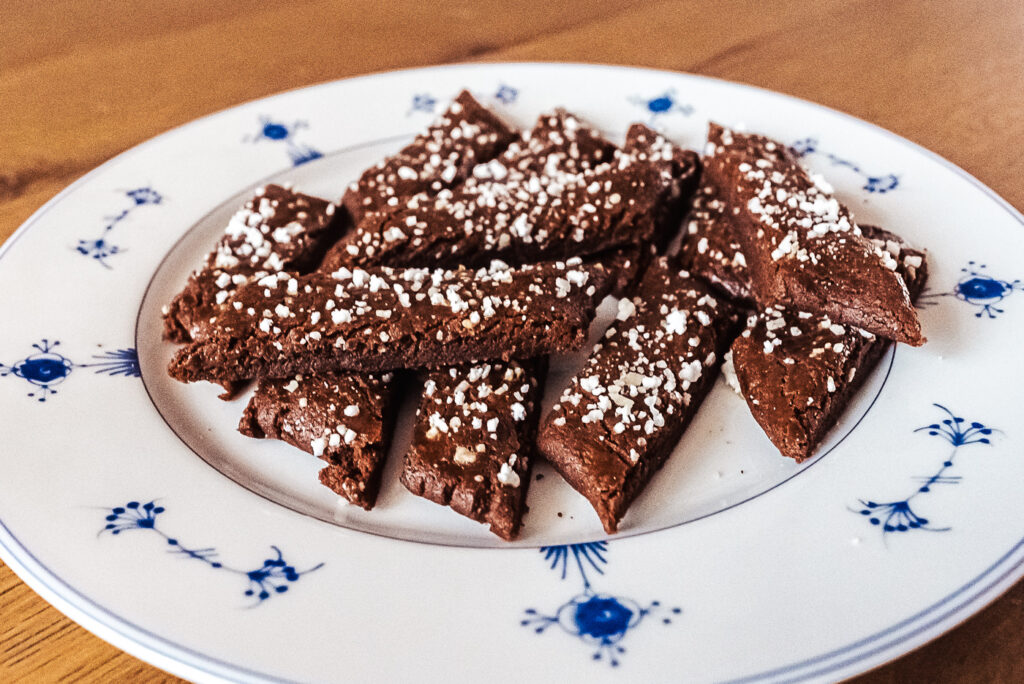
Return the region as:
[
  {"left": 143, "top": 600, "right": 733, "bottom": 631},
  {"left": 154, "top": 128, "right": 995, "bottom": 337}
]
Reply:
[
  {"left": 162, "top": 184, "right": 341, "bottom": 343},
  {"left": 538, "top": 258, "right": 740, "bottom": 533},
  {"left": 400, "top": 359, "right": 545, "bottom": 540},
  {"left": 501, "top": 107, "right": 617, "bottom": 177},
  {"left": 703, "top": 123, "right": 923, "bottom": 345},
  {"left": 239, "top": 372, "right": 396, "bottom": 509},
  {"left": 578, "top": 124, "right": 701, "bottom": 296},
  {"left": 323, "top": 109, "right": 675, "bottom": 270},
  {"left": 324, "top": 108, "right": 612, "bottom": 270},
  {"left": 622, "top": 122, "right": 701, "bottom": 250},
  {"left": 168, "top": 260, "right": 607, "bottom": 384},
  {"left": 341, "top": 90, "right": 517, "bottom": 224},
  {"left": 680, "top": 168, "right": 918, "bottom": 315},
  {"left": 730, "top": 230, "right": 928, "bottom": 461},
  {"left": 678, "top": 180, "right": 755, "bottom": 305}
]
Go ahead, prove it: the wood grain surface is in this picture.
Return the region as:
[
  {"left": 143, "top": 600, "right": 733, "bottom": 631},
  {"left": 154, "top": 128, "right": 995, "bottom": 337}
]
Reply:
[{"left": 2, "top": 1, "right": 1023, "bottom": 681}]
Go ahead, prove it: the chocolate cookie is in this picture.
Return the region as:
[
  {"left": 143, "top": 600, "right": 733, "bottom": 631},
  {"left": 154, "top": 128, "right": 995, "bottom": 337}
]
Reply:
[
  {"left": 341, "top": 90, "right": 517, "bottom": 224},
  {"left": 678, "top": 180, "right": 755, "bottom": 305},
  {"left": 322, "top": 110, "right": 674, "bottom": 270},
  {"left": 239, "top": 372, "right": 396, "bottom": 509},
  {"left": 538, "top": 258, "right": 740, "bottom": 533},
  {"left": 730, "top": 229, "right": 928, "bottom": 460},
  {"left": 168, "top": 260, "right": 607, "bottom": 384},
  {"left": 162, "top": 184, "right": 340, "bottom": 343},
  {"left": 703, "top": 123, "right": 923, "bottom": 345},
  {"left": 400, "top": 359, "right": 545, "bottom": 540},
  {"left": 622, "top": 122, "right": 701, "bottom": 250}
]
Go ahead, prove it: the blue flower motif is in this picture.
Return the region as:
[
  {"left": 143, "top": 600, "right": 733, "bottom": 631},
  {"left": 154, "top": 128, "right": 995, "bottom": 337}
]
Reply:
[
  {"left": 409, "top": 93, "right": 437, "bottom": 115},
  {"left": 959, "top": 276, "right": 1006, "bottom": 301},
  {"left": 103, "top": 500, "right": 165, "bottom": 534},
  {"left": 522, "top": 543, "right": 679, "bottom": 667},
  {"left": 919, "top": 261, "right": 1022, "bottom": 319},
  {"left": 542, "top": 541, "right": 606, "bottom": 582},
  {"left": 84, "top": 348, "right": 141, "bottom": 377},
  {"left": 914, "top": 404, "right": 995, "bottom": 446},
  {"left": 864, "top": 175, "right": 900, "bottom": 193},
  {"left": 575, "top": 595, "right": 635, "bottom": 639},
  {"left": 788, "top": 138, "right": 816, "bottom": 157},
  {"left": 18, "top": 356, "right": 71, "bottom": 384},
  {"left": 75, "top": 187, "right": 163, "bottom": 268},
  {"left": 245, "top": 117, "right": 323, "bottom": 167},
  {"left": 856, "top": 499, "right": 944, "bottom": 534},
  {"left": 251, "top": 116, "right": 306, "bottom": 142},
  {"left": 286, "top": 145, "right": 324, "bottom": 166},
  {"left": 260, "top": 121, "right": 291, "bottom": 140},
  {"left": 629, "top": 89, "right": 693, "bottom": 126},
  {"left": 75, "top": 236, "right": 122, "bottom": 266},
  {"left": 244, "top": 547, "right": 307, "bottom": 600},
  {"left": 853, "top": 404, "right": 999, "bottom": 539},
  {"left": 790, "top": 138, "right": 899, "bottom": 193},
  {"left": 101, "top": 499, "right": 322, "bottom": 605},
  {"left": 0, "top": 340, "right": 139, "bottom": 401},
  {"left": 0, "top": 340, "right": 73, "bottom": 401},
  {"left": 494, "top": 84, "right": 518, "bottom": 105},
  {"left": 126, "top": 187, "right": 163, "bottom": 206},
  {"left": 647, "top": 96, "right": 672, "bottom": 113}
]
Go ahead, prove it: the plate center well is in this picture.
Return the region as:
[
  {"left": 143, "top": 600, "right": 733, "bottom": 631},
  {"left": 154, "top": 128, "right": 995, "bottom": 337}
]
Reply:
[{"left": 137, "top": 140, "right": 888, "bottom": 548}]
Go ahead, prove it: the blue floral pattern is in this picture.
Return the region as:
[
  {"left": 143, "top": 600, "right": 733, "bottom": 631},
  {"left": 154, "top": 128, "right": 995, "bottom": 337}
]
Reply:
[
  {"left": 919, "top": 261, "right": 1021, "bottom": 318},
  {"left": 408, "top": 84, "right": 518, "bottom": 117},
  {"left": 102, "top": 500, "right": 322, "bottom": 605},
  {"left": 629, "top": 89, "right": 694, "bottom": 126},
  {"left": 493, "top": 84, "right": 518, "bottom": 105},
  {"left": 790, "top": 138, "right": 899, "bottom": 193},
  {"left": 245, "top": 116, "right": 323, "bottom": 166},
  {"left": 0, "top": 340, "right": 138, "bottom": 401},
  {"left": 408, "top": 93, "right": 438, "bottom": 115},
  {"left": 854, "top": 404, "right": 998, "bottom": 537},
  {"left": 521, "top": 542, "right": 680, "bottom": 667},
  {"left": 75, "top": 186, "right": 163, "bottom": 268}
]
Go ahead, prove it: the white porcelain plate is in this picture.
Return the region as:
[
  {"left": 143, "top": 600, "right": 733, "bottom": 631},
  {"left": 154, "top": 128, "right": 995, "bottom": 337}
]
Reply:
[{"left": 1, "top": 63, "right": 1022, "bottom": 683}]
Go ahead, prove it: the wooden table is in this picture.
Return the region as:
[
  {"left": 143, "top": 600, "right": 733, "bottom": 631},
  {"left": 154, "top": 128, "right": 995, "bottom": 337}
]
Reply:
[{"left": 2, "top": 1, "right": 1023, "bottom": 681}]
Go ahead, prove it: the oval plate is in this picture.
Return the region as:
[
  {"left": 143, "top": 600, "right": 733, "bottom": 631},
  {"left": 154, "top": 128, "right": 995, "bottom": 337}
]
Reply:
[{"left": 1, "top": 63, "right": 1022, "bottom": 683}]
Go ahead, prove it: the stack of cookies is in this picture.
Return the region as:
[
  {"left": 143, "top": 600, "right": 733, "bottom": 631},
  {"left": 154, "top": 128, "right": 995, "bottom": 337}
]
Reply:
[{"left": 163, "top": 91, "right": 925, "bottom": 539}]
